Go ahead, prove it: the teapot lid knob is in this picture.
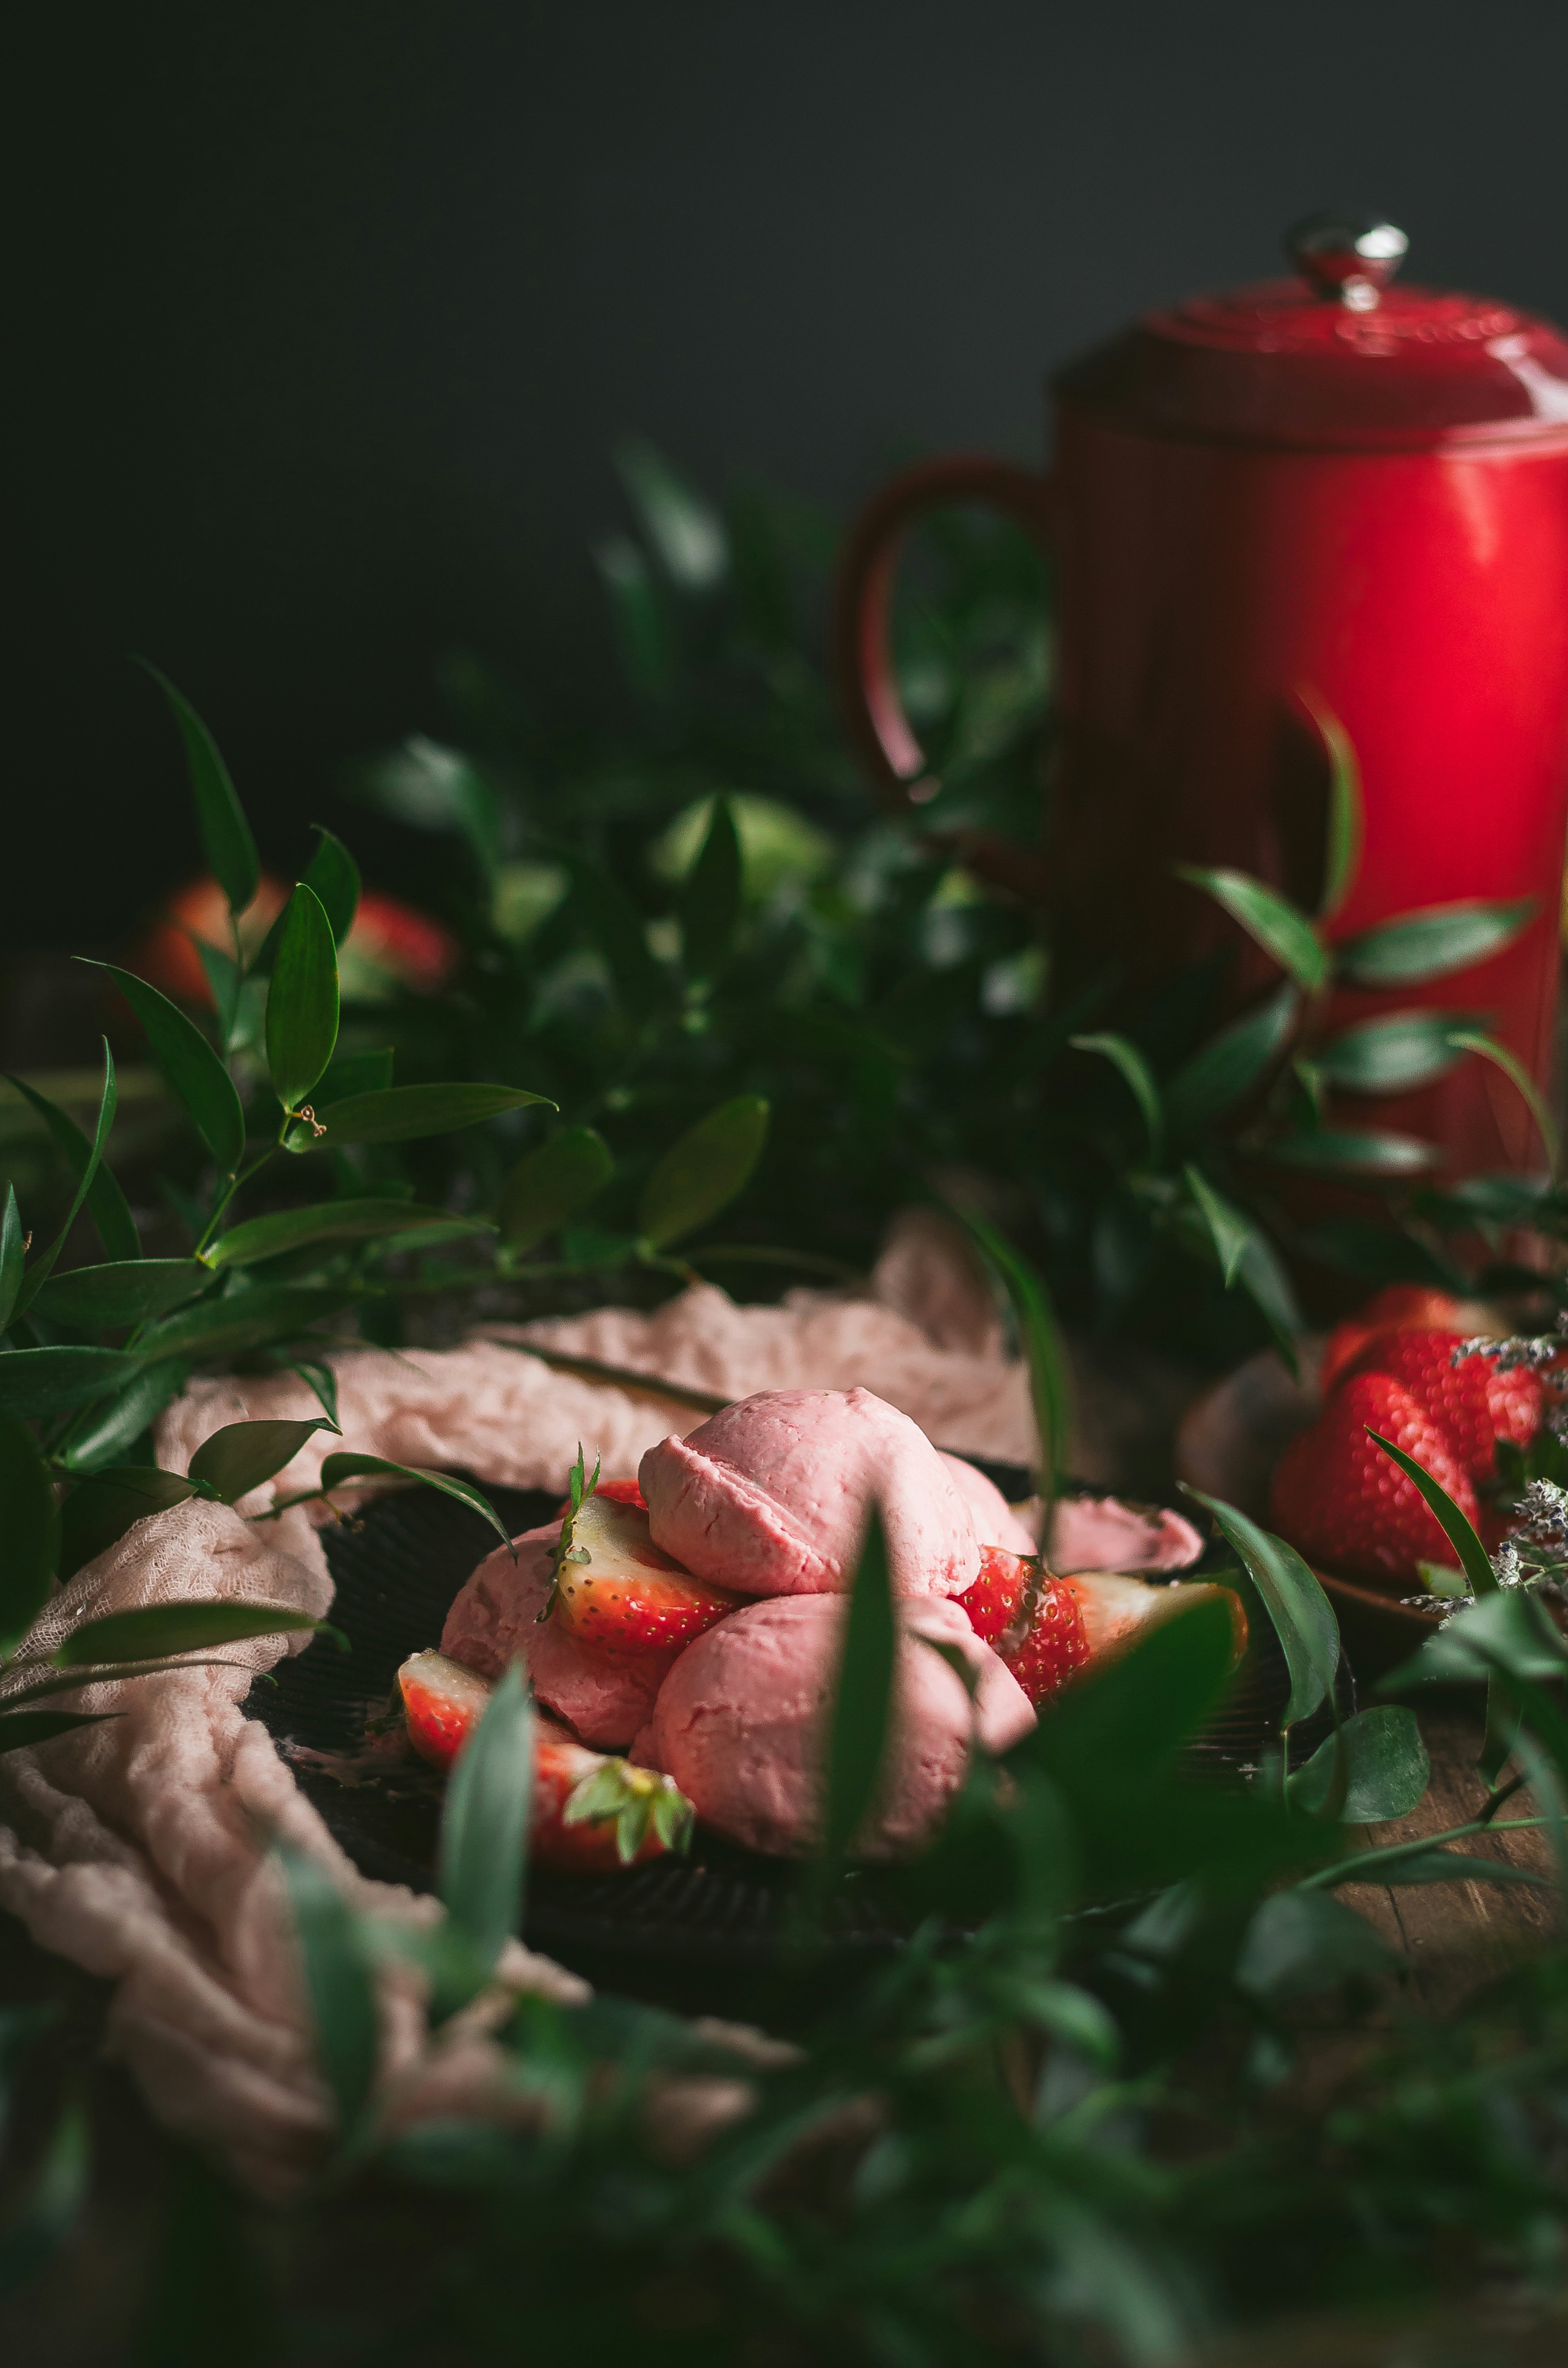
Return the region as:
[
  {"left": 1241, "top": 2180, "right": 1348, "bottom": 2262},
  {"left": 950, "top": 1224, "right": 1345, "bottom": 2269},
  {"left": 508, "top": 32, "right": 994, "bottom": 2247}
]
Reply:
[{"left": 1287, "top": 212, "right": 1408, "bottom": 312}]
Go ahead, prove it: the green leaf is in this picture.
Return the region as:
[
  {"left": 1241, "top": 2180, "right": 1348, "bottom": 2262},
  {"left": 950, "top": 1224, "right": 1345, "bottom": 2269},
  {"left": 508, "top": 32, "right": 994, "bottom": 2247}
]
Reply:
[
  {"left": 638, "top": 1095, "right": 770, "bottom": 1249},
  {"left": 1258, "top": 1127, "right": 1442, "bottom": 1175},
  {"left": 1174, "top": 866, "right": 1328, "bottom": 991},
  {"left": 352, "top": 736, "right": 500, "bottom": 880},
  {"left": 138, "top": 661, "right": 259, "bottom": 916},
  {"left": 1237, "top": 1887, "right": 1395, "bottom": 2001},
  {"left": 286, "top": 1358, "right": 339, "bottom": 1429},
  {"left": 8, "top": 1045, "right": 138, "bottom": 1293},
  {"left": 56, "top": 1358, "right": 191, "bottom": 1473},
  {"left": 85, "top": 964, "right": 246, "bottom": 1172},
  {"left": 50, "top": 1598, "right": 322, "bottom": 1667},
  {"left": 57, "top": 1467, "right": 200, "bottom": 1582},
  {"left": 266, "top": 883, "right": 340, "bottom": 1112},
  {"left": 303, "top": 1082, "right": 552, "bottom": 1148},
  {"left": 1366, "top": 1431, "right": 1496, "bottom": 1596},
  {"left": 30, "top": 1260, "right": 208, "bottom": 1331},
  {"left": 316, "top": 1453, "right": 513, "bottom": 1553},
  {"left": 316, "top": 1047, "right": 394, "bottom": 1106},
  {"left": 614, "top": 436, "right": 729, "bottom": 591},
  {"left": 276, "top": 1845, "right": 379, "bottom": 2141},
  {"left": 126, "top": 2146, "right": 280, "bottom": 2368},
  {"left": 1514, "top": 1732, "right": 1568, "bottom": 1898},
  {"left": 1182, "top": 1489, "right": 1339, "bottom": 1728},
  {"left": 498, "top": 1127, "right": 614, "bottom": 1255},
  {"left": 1302, "top": 690, "right": 1364, "bottom": 922},
  {"left": 0, "top": 2100, "right": 89, "bottom": 2299},
  {"left": 188, "top": 1418, "right": 338, "bottom": 1503},
  {"left": 1026, "top": 1591, "right": 1238, "bottom": 1788},
  {"left": 136, "top": 1284, "right": 361, "bottom": 1366},
  {"left": 1235, "top": 1228, "right": 1305, "bottom": 1378},
  {"left": 303, "top": 825, "right": 361, "bottom": 946},
  {"left": 1286, "top": 1706, "right": 1430, "bottom": 1822},
  {"left": 1164, "top": 985, "right": 1298, "bottom": 1138},
  {"left": 1444, "top": 1030, "right": 1560, "bottom": 1178},
  {"left": 1381, "top": 1497, "right": 1515, "bottom": 1816},
  {"left": 1298, "top": 1218, "right": 1460, "bottom": 1291},
  {"left": 1387, "top": 1588, "right": 1568, "bottom": 1692},
  {"left": 1336, "top": 897, "right": 1536, "bottom": 987},
  {"left": 594, "top": 532, "right": 677, "bottom": 700},
  {"left": 0, "top": 1415, "right": 59, "bottom": 1652},
  {"left": 204, "top": 1200, "right": 474, "bottom": 1269},
  {"left": 563, "top": 854, "right": 669, "bottom": 1011},
  {"left": 680, "top": 795, "right": 742, "bottom": 984},
  {"left": 0, "top": 1347, "right": 140, "bottom": 1418},
  {"left": 0, "top": 1188, "right": 24, "bottom": 1334},
  {"left": 1183, "top": 1165, "right": 1251, "bottom": 1286},
  {"left": 1315, "top": 1010, "right": 1478, "bottom": 1095},
  {"left": 1319, "top": 1842, "right": 1548, "bottom": 1891},
  {"left": 1070, "top": 1032, "right": 1163, "bottom": 1160},
  {"left": 0, "top": 1712, "right": 116, "bottom": 1757},
  {"left": 195, "top": 936, "right": 243, "bottom": 1049},
  {"left": 439, "top": 1661, "right": 533, "bottom": 1971},
  {"left": 821, "top": 1509, "right": 897, "bottom": 1866},
  {"left": 959, "top": 1212, "right": 1073, "bottom": 1500}
]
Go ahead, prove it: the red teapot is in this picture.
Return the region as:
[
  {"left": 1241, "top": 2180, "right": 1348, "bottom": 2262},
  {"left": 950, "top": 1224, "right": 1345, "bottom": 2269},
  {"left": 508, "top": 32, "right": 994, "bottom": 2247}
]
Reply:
[{"left": 835, "top": 216, "right": 1568, "bottom": 1176}]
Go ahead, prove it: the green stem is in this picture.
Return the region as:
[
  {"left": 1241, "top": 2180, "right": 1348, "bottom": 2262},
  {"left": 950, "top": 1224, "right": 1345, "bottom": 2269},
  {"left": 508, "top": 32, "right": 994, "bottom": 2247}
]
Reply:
[
  {"left": 192, "top": 1128, "right": 286, "bottom": 1260},
  {"left": 1297, "top": 1814, "right": 1551, "bottom": 1889}
]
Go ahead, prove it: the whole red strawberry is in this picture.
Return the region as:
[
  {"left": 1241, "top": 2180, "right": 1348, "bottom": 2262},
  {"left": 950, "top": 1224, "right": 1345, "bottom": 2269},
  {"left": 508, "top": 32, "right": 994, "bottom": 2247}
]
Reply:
[
  {"left": 961, "top": 1544, "right": 1090, "bottom": 1704},
  {"left": 1318, "top": 1286, "right": 1466, "bottom": 1396},
  {"left": 1268, "top": 1370, "right": 1480, "bottom": 1584},
  {"left": 1342, "top": 1325, "right": 1542, "bottom": 1482}
]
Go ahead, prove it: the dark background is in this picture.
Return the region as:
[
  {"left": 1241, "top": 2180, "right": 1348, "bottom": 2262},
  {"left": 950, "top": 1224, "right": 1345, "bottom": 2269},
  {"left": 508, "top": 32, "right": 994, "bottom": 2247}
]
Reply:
[{"left": 12, "top": 0, "right": 1568, "bottom": 947}]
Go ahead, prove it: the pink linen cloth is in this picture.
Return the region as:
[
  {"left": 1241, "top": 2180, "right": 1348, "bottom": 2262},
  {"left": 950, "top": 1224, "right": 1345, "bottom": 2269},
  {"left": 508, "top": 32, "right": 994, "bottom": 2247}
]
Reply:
[{"left": 0, "top": 1230, "right": 1036, "bottom": 2194}]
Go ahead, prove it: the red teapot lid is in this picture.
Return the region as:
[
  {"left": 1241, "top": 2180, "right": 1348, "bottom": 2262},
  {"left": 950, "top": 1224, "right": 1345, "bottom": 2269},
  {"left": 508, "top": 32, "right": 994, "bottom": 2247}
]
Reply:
[{"left": 1054, "top": 214, "right": 1568, "bottom": 451}]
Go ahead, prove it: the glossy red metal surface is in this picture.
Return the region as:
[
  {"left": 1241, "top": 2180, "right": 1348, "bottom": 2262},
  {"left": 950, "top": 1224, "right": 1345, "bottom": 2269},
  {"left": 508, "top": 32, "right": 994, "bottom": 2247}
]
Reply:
[
  {"left": 1059, "top": 278, "right": 1568, "bottom": 449},
  {"left": 1051, "top": 410, "right": 1568, "bottom": 1171},
  {"left": 834, "top": 232, "right": 1568, "bottom": 1174}
]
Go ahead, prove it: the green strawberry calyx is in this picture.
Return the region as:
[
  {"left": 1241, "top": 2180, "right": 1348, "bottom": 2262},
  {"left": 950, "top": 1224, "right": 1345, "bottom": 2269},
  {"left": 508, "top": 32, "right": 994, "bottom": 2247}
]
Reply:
[
  {"left": 563, "top": 1758, "right": 695, "bottom": 1863},
  {"left": 539, "top": 1442, "right": 602, "bottom": 1621}
]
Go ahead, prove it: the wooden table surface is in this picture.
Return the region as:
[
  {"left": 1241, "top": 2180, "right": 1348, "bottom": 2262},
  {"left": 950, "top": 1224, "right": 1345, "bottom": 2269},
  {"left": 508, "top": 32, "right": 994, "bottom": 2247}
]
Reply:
[{"left": 1348, "top": 1699, "right": 1560, "bottom": 2008}]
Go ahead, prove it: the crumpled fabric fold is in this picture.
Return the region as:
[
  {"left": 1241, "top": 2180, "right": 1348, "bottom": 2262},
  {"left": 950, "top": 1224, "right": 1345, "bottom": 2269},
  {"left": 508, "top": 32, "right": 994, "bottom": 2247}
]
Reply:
[{"left": 0, "top": 1250, "right": 1034, "bottom": 2194}]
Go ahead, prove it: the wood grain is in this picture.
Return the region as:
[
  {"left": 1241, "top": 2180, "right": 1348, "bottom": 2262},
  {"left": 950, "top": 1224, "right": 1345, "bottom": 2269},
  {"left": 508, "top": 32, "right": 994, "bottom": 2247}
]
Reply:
[{"left": 1343, "top": 1700, "right": 1560, "bottom": 2012}]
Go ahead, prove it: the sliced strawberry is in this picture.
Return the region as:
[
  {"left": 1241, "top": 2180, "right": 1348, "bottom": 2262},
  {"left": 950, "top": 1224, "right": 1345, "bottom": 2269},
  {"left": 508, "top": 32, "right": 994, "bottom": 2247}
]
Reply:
[
  {"left": 1267, "top": 1369, "right": 1481, "bottom": 1584},
  {"left": 396, "top": 1653, "right": 692, "bottom": 1866},
  {"left": 399, "top": 1648, "right": 494, "bottom": 1770},
  {"left": 961, "top": 1543, "right": 1030, "bottom": 1646},
  {"left": 550, "top": 1493, "right": 743, "bottom": 1656},
  {"left": 960, "top": 1544, "right": 1090, "bottom": 1705},
  {"left": 1342, "top": 1325, "right": 1543, "bottom": 1481},
  {"left": 554, "top": 1474, "right": 646, "bottom": 1517},
  {"left": 1059, "top": 1572, "right": 1249, "bottom": 1666},
  {"left": 533, "top": 1717, "right": 694, "bottom": 1868},
  {"left": 1318, "top": 1286, "right": 1467, "bottom": 1396}
]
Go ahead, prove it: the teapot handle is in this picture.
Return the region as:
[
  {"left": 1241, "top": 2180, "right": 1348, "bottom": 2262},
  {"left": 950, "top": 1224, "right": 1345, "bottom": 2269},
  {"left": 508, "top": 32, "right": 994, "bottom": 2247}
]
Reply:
[{"left": 832, "top": 454, "right": 1055, "bottom": 816}]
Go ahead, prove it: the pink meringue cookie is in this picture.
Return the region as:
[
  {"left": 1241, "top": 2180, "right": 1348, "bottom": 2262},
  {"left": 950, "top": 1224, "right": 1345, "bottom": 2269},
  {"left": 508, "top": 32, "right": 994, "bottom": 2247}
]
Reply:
[
  {"left": 1049, "top": 1496, "right": 1204, "bottom": 1574},
  {"left": 938, "top": 1451, "right": 1038, "bottom": 1557},
  {"left": 439, "top": 1522, "right": 678, "bottom": 1749},
  {"left": 630, "top": 1592, "right": 1033, "bottom": 1859},
  {"left": 639, "top": 1387, "right": 981, "bottom": 1600}
]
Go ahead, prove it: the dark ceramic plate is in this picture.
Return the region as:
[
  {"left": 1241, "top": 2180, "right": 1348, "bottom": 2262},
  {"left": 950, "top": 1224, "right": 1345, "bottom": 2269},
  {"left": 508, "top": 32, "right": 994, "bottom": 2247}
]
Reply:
[{"left": 249, "top": 1460, "right": 1351, "bottom": 2017}]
